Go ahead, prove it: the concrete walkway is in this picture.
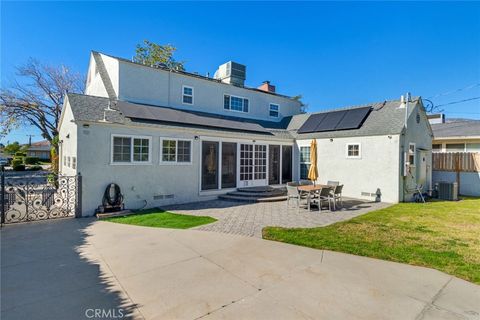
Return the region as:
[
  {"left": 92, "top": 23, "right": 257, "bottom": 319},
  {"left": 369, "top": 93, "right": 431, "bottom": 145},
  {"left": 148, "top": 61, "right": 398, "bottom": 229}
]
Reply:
[
  {"left": 2, "top": 218, "right": 479, "bottom": 320},
  {"left": 164, "top": 199, "right": 392, "bottom": 237}
]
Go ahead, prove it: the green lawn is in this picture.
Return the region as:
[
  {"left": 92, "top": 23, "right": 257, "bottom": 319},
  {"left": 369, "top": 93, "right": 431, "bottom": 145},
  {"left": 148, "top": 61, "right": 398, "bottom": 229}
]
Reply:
[
  {"left": 105, "top": 208, "right": 216, "bottom": 229},
  {"left": 263, "top": 198, "right": 480, "bottom": 284}
]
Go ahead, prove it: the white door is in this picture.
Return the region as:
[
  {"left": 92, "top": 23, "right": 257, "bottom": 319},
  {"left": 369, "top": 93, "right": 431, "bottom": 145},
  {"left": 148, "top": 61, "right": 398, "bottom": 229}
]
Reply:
[{"left": 239, "top": 144, "right": 267, "bottom": 187}]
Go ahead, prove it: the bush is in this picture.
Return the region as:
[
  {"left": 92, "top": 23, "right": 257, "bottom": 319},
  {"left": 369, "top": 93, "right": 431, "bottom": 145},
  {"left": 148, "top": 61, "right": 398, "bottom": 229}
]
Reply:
[
  {"left": 14, "top": 152, "right": 26, "bottom": 157},
  {"left": 13, "top": 161, "right": 26, "bottom": 171},
  {"left": 27, "top": 165, "right": 43, "bottom": 171},
  {"left": 24, "top": 156, "right": 40, "bottom": 165}
]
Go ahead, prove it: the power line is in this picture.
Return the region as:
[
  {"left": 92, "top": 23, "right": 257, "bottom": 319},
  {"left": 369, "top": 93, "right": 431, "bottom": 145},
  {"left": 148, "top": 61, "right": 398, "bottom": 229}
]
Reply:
[
  {"left": 427, "top": 83, "right": 480, "bottom": 99},
  {"left": 435, "top": 96, "right": 480, "bottom": 108}
]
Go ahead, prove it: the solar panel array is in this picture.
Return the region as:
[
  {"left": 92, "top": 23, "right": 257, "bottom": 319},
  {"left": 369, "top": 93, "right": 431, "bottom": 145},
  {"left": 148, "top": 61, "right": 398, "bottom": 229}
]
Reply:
[{"left": 297, "top": 107, "right": 372, "bottom": 134}]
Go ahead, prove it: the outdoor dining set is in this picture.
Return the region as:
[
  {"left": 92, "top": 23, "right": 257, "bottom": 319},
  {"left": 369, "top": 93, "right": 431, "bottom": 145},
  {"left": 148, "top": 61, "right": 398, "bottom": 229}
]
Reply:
[{"left": 286, "top": 180, "right": 344, "bottom": 212}]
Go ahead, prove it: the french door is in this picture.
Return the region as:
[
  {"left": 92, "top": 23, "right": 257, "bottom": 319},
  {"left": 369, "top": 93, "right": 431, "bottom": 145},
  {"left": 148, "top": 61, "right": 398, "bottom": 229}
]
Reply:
[{"left": 239, "top": 144, "right": 267, "bottom": 187}]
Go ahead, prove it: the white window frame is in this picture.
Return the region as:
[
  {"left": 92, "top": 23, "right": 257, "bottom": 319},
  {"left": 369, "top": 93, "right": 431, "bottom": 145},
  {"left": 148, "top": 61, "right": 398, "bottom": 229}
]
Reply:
[
  {"left": 160, "top": 138, "right": 193, "bottom": 165},
  {"left": 346, "top": 143, "right": 361, "bottom": 159},
  {"left": 182, "top": 85, "right": 194, "bottom": 105},
  {"left": 299, "top": 146, "right": 311, "bottom": 180},
  {"left": 408, "top": 143, "right": 416, "bottom": 166},
  {"left": 110, "top": 134, "right": 152, "bottom": 165},
  {"left": 224, "top": 94, "right": 249, "bottom": 113},
  {"left": 269, "top": 103, "right": 279, "bottom": 118}
]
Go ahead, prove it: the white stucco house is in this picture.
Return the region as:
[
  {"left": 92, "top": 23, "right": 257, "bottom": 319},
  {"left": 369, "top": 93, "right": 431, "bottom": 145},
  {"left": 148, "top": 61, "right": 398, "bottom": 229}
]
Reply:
[{"left": 59, "top": 51, "right": 433, "bottom": 216}]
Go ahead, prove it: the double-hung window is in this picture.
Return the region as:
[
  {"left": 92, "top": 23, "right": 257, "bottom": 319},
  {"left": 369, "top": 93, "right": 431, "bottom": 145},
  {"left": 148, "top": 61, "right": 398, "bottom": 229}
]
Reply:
[
  {"left": 346, "top": 143, "right": 361, "bottom": 159},
  {"left": 112, "top": 135, "right": 151, "bottom": 164},
  {"left": 182, "top": 86, "right": 194, "bottom": 105},
  {"left": 300, "top": 146, "right": 311, "bottom": 180},
  {"left": 224, "top": 94, "right": 249, "bottom": 113},
  {"left": 269, "top": 104, "right": 279, "bottom": 117},
  {"left": 161, "top": 138, "right": 192, "bottom": 164}
]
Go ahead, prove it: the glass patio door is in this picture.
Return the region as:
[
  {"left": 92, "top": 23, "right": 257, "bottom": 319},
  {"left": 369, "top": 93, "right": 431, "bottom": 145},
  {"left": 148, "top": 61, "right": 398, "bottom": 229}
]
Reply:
[
  {"left": 269, "top": 145, "right": 280, "bottom": 185},
  {"left": 239, "top": 143, "right": 267, "bottom": 187}
]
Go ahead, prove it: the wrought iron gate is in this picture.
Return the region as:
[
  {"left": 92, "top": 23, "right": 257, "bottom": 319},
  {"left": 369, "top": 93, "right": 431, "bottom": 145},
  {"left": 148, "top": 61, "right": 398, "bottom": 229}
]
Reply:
[{"left": 1, "top": 172, "right": 81, "bottom": 224}]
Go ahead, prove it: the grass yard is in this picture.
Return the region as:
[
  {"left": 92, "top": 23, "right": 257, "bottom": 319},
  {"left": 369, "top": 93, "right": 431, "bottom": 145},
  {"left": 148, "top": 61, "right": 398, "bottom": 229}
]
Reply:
[
  {"left": 263, "top": 197, "right": 480, "bottom": 284},
  {"left": 105, "top": 208, "right": 216, "bottom": 229}
]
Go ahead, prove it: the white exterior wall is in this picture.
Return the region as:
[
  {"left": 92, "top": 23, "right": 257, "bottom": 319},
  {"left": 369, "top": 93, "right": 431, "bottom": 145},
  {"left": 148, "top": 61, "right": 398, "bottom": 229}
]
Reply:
[
  {"left": 400, "top": 103, "right": 433, "bottom": 201},
  {"left": 58, "top": 101, "right": 78, "bottom": 176},
  {"left": 115, "top": 59, "right": 302, "bottom": 121},
  {"left": 295, "top": 135, "right": 401, "bottom": 203},
  {"left": 76, "top": 121, "right": 292, "bottom": 216}
]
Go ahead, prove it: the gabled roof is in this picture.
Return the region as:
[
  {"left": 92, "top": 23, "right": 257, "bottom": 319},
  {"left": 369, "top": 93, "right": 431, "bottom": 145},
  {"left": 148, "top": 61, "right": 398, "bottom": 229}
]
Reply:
[
  {"left": 65, "top": 93, "right": 425, "bottom": 141},
  {"left": 91, "top": 52, "right": 117, "bottom": 100},
  {"left": 431, "top": 120, "right": 480, "bottom": 139},
  {"left": 289, "top": 98, "right": 423, "bottom": 139}
]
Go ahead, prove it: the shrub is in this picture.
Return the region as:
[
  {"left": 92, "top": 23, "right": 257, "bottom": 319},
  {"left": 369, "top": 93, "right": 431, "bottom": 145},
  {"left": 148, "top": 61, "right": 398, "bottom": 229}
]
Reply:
[
  {"left": 27, "top": 165, "right": 43, "bottom": 171},
  {"left": 12, "top": 160, "right": 26, "bottom": 171},
  {"left": 14, "top": 152, "right": 26, "bottom": 157},
  {"left": 24, "top": 156, "right": 40, "bottom": 165}
]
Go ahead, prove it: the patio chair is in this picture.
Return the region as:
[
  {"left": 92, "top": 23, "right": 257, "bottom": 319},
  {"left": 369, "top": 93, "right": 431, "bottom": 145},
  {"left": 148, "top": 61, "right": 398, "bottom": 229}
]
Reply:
[
  {"left": 287, "top": 181, "right": 300, "bottom": 187},
  {"left": 286, "top": 185, "right": 307, "bottom": 211},
  {"left": 327, "top": 180, "right": 340, "bottom": 186},
  {"left": 332, "top": 184, "right": 344, "bottom": 209},
  {"left": 311, "top": 187, "right": 333, "bottom": 211},
  {"left": 299, "top": 180, "right": 313, "bottom": 186}
]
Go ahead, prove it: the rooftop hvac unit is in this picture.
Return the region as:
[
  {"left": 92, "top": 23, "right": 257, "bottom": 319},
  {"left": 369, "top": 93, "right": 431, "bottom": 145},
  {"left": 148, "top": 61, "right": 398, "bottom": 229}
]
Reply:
[
  {"left": 213, "top": 61, "right": 246, "bottom": 86},
  {"left": 437, "top": 182, "right": 458, "bottom": 201}
]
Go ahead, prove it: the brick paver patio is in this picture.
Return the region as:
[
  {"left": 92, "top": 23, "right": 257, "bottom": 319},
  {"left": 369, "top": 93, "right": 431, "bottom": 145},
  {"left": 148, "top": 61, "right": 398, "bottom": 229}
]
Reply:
[{"left": 164, "top": 198, "right": 392, "bottom": 237}]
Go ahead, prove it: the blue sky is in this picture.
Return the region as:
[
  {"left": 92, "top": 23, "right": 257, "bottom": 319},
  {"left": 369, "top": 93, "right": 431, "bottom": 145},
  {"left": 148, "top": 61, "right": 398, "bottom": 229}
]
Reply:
[{"left": 1, "top": 1, "right": 479, "bottom": 144}]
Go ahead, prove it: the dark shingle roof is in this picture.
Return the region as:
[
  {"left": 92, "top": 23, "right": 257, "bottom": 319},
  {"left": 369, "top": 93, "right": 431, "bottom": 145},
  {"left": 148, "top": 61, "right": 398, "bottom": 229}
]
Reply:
[
  {"left": 288, "top": 99, "right": 422, "bottom": 139},
  {"left": 66, "top": 93, "right": 424, "bottom": 140},
  {"left": 432, "top": 120, "right": 480, "bottom": 138}
]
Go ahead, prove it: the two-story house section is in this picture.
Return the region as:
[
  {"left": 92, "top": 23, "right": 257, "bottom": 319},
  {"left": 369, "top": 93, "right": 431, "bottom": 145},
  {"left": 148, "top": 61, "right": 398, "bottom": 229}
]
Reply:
[
  {"left": 59, "top": 51, "right": 432, "bottom": 216},
  {"left": 85, "top": 52, "right": 303, "bottom": 122}
]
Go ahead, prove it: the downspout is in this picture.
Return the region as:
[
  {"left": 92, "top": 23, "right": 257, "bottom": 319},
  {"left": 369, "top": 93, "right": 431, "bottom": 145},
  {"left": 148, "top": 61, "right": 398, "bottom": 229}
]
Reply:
[{"left": 167, "top": 69, "right": 172, "bottom": 107}]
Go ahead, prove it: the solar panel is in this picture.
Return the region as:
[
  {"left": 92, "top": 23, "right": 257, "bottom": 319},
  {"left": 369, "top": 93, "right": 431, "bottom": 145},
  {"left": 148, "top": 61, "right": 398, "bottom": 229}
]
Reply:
[
  {"left": 297, "top": 113, "right": 327, "bottom": 133},
  {"left": 315, "top": 110, "right": 347, "bottom": 132},
  {"left": 335, "top": 107, "right": 372, "bottom": 130},
  {"left": 116, "top": 101, "right": 269, "bottom": 134},
  {"left": 297, "top": 106, "right": 372, "bottom": 134}
]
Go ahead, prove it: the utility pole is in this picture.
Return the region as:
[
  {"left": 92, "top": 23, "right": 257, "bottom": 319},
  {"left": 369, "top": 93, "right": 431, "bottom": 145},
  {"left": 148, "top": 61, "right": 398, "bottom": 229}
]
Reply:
[{"left": 26, "top": 134, "right": 35, "bottom": 146}]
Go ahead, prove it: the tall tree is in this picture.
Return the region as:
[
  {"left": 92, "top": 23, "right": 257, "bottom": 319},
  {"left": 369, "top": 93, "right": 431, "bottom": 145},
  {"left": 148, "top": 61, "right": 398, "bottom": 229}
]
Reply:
[
  {"left": 0, "top": 59, "right": 84, "bottom": 144},
  {"left": 134, "top": 40, "right": 185, "bottom": 71}
]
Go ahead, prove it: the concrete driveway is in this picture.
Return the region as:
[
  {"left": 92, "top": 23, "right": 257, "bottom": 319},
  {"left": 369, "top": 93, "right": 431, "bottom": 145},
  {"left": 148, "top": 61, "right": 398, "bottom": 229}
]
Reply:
[{"left": 1, "top": 219, "right": 479, "bottom": 320}]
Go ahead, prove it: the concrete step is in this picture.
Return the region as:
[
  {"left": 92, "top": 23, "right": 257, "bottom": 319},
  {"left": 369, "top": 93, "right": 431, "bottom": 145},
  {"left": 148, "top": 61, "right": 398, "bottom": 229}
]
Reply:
[
  {"left": 226, "top": 190, "right": 286, "bottom": 198},
  {"left": 218, "top": 194, "right": 287, "bottom": 203},
  {"left": 237, "top": 186, "right": 286, "bottom": 193}
]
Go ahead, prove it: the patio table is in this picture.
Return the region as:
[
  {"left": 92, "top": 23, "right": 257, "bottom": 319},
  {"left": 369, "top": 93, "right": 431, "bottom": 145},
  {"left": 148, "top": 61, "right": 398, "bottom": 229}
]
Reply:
[{"left": 297, "top": 184, "right": 332, "bottom": 211}]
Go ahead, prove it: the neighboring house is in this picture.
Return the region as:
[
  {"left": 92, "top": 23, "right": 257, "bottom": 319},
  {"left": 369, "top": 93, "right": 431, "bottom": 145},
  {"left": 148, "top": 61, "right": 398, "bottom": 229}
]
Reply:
[
  {"left": 58, "top": 51, "right": 432, "bottom": 216},
  {"left": 26, "top": 140, "right": 51, "bottom": 160},
  {"left": 428, "top": 115, "right": 480, "bottom": 153},
  {"left": 428, "top": 115, "right": 480, "bottom": 196}
]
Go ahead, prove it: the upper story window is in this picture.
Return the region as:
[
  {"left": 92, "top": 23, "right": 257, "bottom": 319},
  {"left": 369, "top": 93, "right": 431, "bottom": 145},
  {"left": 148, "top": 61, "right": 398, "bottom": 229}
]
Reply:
[
  {"left": 269, "top": 104, "right": 279, "bottom": 117},
  {"left": 224, "top": 94, "right": 249, "bottom": 113},
  {"left": 182, "top": 86, "right": 194, "bottom": 105},
  {"left": 346, "top": 143, "right": 361, "bottom": 159},
  {"left": 161, "top": 138, "right": 192, "bottom": 164},
  {"left": 112, "top": 135, "right": 151, "bottom": 164}
]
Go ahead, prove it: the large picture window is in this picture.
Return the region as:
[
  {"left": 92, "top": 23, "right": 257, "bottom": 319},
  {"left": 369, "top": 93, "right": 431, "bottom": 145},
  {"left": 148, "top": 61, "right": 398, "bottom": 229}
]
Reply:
[
  {"left": 300, "top": 146, "right": 311, "bottom": 180},
  {"left": 112, "top": 135, "right": 151, "bottom": 164},
  {"left": 161, "top": 138, "right": 192, "bottom": 164},
  {"left": 224, "top": 94, "right": 249, "bottom": 113}
]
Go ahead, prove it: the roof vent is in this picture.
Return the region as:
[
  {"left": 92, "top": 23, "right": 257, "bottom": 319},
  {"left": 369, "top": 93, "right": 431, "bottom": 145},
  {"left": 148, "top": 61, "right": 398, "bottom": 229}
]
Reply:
[{"left": 214, "top": 61, "right": 246, "bottom": 87}]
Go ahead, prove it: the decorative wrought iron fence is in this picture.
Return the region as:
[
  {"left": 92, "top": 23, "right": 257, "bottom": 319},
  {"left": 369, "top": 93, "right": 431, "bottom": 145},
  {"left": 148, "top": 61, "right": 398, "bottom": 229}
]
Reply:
[{"left": 1, "top": 172, "right": 81, "bottom": 224}]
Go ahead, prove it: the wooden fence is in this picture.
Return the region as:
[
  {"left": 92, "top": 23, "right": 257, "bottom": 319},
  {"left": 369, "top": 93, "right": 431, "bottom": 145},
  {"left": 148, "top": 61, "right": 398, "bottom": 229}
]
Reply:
[{"left": 433, "top": 152, "right": 480, "bottom": 172}]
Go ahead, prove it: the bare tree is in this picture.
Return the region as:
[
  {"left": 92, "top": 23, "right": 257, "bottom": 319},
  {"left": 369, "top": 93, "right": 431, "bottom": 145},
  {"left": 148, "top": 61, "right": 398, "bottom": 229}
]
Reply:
[{"left": 0, "top": 58, "right": 84, "bottom": 145}]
